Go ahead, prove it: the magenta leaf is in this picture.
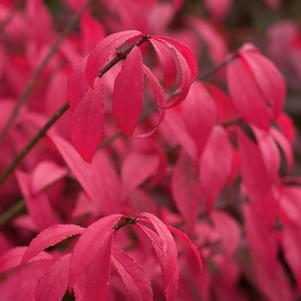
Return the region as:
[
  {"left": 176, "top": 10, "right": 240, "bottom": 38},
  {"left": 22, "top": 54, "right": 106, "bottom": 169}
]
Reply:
[
  {"left": 111, "top": 246, "right": 153, "bottom": 301},
  {"left": 69, "top": 214, "right": 123, "bottom": 286},
  {"left": 70, "top": 78, "right": 105, "bottom": 162},
  {"left": 31, "top": 160, "right": 68, "bottom": 194},
  {"left": 199, "top": 126, "right": 232, "bottom": 212},
  {"left": 0, "top": 247, "right": 51, "bottom": 274},
  {"left": 172, "top": 150, "right": 202, "bottom": 232},
  {"left": 227, "top": 57, "right": 271, "bottom": 130},
  {"left": 240, "top": 45, "right": 286, "bottom": 118},
  {"left": 181, "top": 81, "right": 217, "bottom": 155},
  {"left": 85, "top": 30, "right": 142, "bottom": 87},
  {"left": 167, "top": 225, "right": 203, "bottom": 272},
  {"left": 67, "top": 58, "right": 89, "bottom": 111},
  {"left": 20, "top": 224, "right": 84, "bottom": 269},
  {"left": 35, "top": 254, "right": 71, "bottom": 301},
  {"left": 16, "top": 171, "right": 59, "bottom": 231},
  {"left": 138, "top": 212, "right": 179, "bottom": 301},
  {"left": 121, "top": 152, "right": 159, "bottom": 199},
  {"left": 112, "top": 46, "right": 144, "bottom": 136}
]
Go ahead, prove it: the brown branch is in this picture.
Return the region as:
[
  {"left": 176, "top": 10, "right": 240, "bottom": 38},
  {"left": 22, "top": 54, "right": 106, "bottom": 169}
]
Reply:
[
  {"left": 0, "top": 0, "right": 92, "bottom": 144},
  {"left": 0, "top": 200, "right": 26, "bottom": 229}
]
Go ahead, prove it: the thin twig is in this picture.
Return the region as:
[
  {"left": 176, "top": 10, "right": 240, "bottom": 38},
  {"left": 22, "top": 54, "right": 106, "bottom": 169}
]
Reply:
[
  {"left": 0, "top": 200, "right": 26, "bottom": 228},
  {"left": 0, "top": 0, "right": 92, "bottom": 144}
]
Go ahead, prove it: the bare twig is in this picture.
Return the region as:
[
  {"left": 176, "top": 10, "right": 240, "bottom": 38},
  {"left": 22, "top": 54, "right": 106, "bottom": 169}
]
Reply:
[{"left": 0, "top": 200, "right": 26, "bottom": 228}]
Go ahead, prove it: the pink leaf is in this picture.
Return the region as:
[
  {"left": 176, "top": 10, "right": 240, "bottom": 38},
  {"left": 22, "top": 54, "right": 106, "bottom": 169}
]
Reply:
[
  {"left": 150, "top": 38, "right": 177, "bottom": 88},
  {"left": 67, "top": 58, "right": 89, "bottom": 111},
  {"left": 187, "top": 17, "right": 227, "bottom": 62},
  {"left": 240, "top": 48, "right": 286, "bottom": 118},
  {"left": 138, "top": 213, "right": 179, "bottom": 301},
  {"left": 35, "top": 254, "right": 71, "bottom": 301},
  {"left": 85, "top": 30, "right": 142, "bottom": 87},
  {"left": 237, "top": 129, "right": 277, "bottom": 225},
  {"left": 112, "top": 46, "right": 144, "bottom": 136},
  {"left": 70, "top": 79, "right": 104, "bottom": 162},
  {"left": 16, "top": 171, "right": 59, "bottom": 231},
  {"left": 204, "top": 0, "right": 233, "bottom": 20},
  {"left": 162, "top": 109, "right": 197, "bottom": 160},
  {"left": 80, "top": 13, "right": 105, "bottom": 53},
  {"left": 227, "top": 57, "right": 271, "bottom": 130},
  {"left": 253, "top": 127, "right": 280, "bottom": 181},
  {"left": 31, "top": 160, "right": 68, "bottom": 194},
  {"left": 79, "top": 235, "right": 113, "bottom": 301},
  {"left": 69, "top": 214, "right": 123, "bottom": 286},
  {"left": 111, "top": 246, "right": 153, "bottom": 301},
  {"left": 167, "top": 225, "right": 203, "bottom": 272},
  {"left": 172, "top": 150, "right": 202, "bottom": 232},
  {"left": 181, "top": 82, "right": 217, "bottom": 155},
  {"left": 121, "top": 152, "right": 159, "bottom": 199},
  {"left": 211, "top": 211, "right": 241, "bottom": 256},
  {"left": 20, "top": 224, "right": 84, "bottom": 269},
  {"left": 0, "top": 247, "right": 51, "bottom": 274},
  {"left": 199, "top": 126, "right": 232, "bottom": 212}
]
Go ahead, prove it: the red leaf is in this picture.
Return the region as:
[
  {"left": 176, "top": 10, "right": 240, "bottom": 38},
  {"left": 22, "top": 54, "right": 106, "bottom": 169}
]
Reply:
[
  {"left": 121, "top": 152, "right": 159, "bottom": 199},
  {"left": 162, "top": 109, "right": 197, "bottom": 160},
  {"left": 85, "top": 30, "right": 142, "bottom": 87},
  {"left": 111, "top": 246, "right": 153, "bottom": 301},
  {"left": 51, "top": 136, "right": 122, "bottom": 213},
  {"left": 204, "top": 0, "right": 233, "bottom": 20},
  {"left": 240, "top": 47, "right": 286, "bottom": 118},
  {"left": 35, "top": 254, "right": 71, "bottom": 301},
  {"left": 187, "top": 17, "right": 227, "bottom": 62},
  {"left": 167, "top": 225, "right": 203, "bottom": 272},
  {"left": 227, "top": 57, "right": 271, "bottom": 130},
  {"left": 80, "top": 13, "right": 105, "bottom": 53},
  {"left": 253, "top": 127, "right": 280, "bottom": 181},
  {"left": 70, "top": 79, "right": 104, "bottom": 162},
  {"left": 181, "top": 82, "right": 217, "bottom": 155},
  {"left": 76, "top": 235, "right": 113, "bottom": 301},
  {"left": 69, "top": 214, "right": 123, "bottom": 286},
  {"left": 67, "top": 58, "right": 89, "bottom": 111},
  {"left": 0, "top": 247, "right": 51, "bottom": 274},
  {"left": 112, "top": 46, "right": 144, "bottom": 136},
  {"left": 16, "top": 171, "right": 59, "bottom": 231},
  {"left": 151, "top": 36, "right": 197, "bottom": 107},
  {"left": 151, "top": 38, "right": 177, "bottom": 88},
  {"left": 31, "top": 160, "right": 67, "bottom": 194},
  {"left": 138, "top": 213, "right": 179, "bottom": 301},
  {"left": 20, "top": 224, "right": 84, "bottom": 269},
  {"left": 199, "top": 126, "right": 232, "bottom": 212},
  {"left": 172, "top": 150, "right": 202, "bottom": 232},
  {"left": 237, "top": 129, "right": 277, "bottom": 225}
]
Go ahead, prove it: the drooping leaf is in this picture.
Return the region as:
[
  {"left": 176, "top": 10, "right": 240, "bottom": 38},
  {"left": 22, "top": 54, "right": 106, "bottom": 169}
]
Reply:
[
  {"left": 172, "top": 150, "right": 202, "bottom": 231},
  {"left": 70, "top": 79, "right": 105, "bottom": 162},
  {"left": 69, "top": 214, "right": 123, "bottom": 286},
  {"left": 35, "top": 254, "right": 71, "bottom": 301},
  {"left": 85, "top": 30, "right": 142, "bottom": 87},
  {"left": 138, "top": 213, "right": 179, "bottom": 301},
  {"left": 112, "top": 46, "right": 144, "bottom": 136},
  {"left": 111, "top": 246, "right": 153, "bottom": 301},
  {"left": 199, "top": 126, "right": 232, "bottom": 212},
  {"left": 20, "top": 224, "right": 84, "bottom": 269}
]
